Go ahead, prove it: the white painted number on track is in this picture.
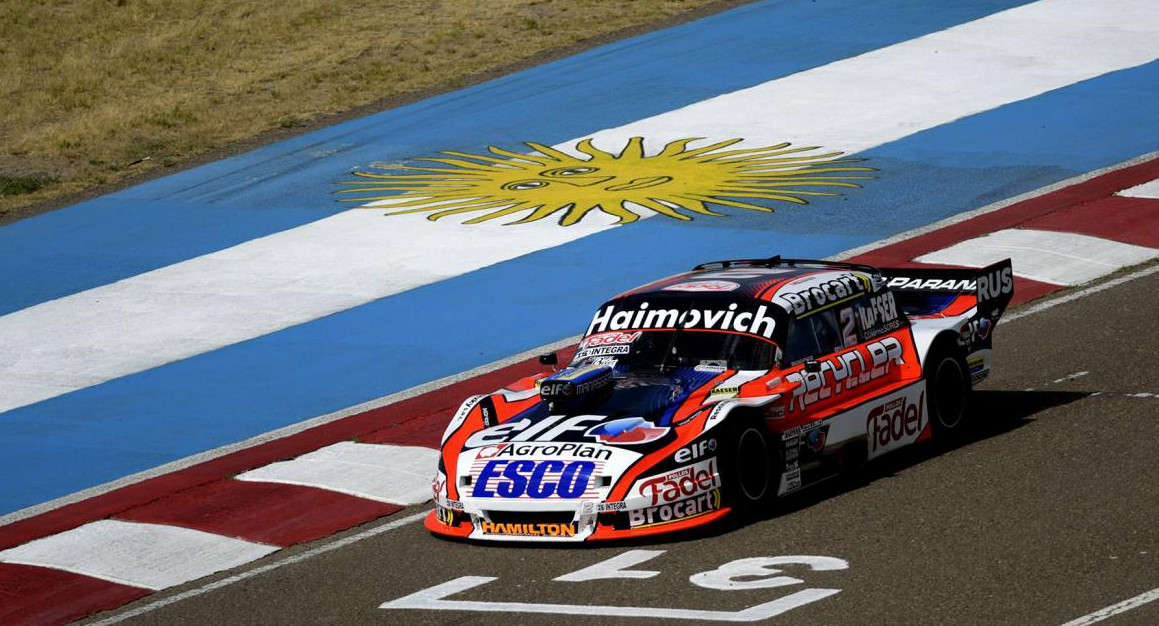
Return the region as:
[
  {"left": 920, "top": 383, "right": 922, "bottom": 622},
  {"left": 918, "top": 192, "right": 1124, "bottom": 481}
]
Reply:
[
  {"left": 381, "top": 552, "right": 847, "bottom": 621},
  {"left": 690, "top": 556, "right": 850, "bottom": 591},
  {"left": 553, "top": 549, "right": 664, "bottom": 582}
]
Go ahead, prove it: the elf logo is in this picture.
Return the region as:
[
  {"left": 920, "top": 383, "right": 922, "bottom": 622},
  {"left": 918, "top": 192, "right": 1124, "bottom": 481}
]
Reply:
[{"left": 674, "top": 438, "right": 717, "bottom": 463}]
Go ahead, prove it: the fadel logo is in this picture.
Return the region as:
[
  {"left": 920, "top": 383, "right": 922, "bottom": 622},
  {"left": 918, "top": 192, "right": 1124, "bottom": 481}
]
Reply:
[
  {"left": 866, "top": 390, "right": 926, "bottom": 459},
  {"left": 635, "top": 458, "right": 719, "bottom": 506},
  {"left": 579, "top": 331, "right": 642, "bottom": 349},
  {"left": 586, "top": 417, "right": 669, "bottom": 445},
  {"left": 472, "top": 460, "right": 596, "bottom": 499}
]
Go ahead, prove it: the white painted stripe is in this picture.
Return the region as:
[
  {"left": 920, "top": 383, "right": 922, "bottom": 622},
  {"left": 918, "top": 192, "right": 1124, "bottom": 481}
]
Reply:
[
  {"left": 0, "top": 519, "right": 278, "bottom": 590},
  {"left": 0, "top": 213, "right": 614, "bottom": 414},
  {"left": 915, "top": 228, "right": 1159, "bottom": 285},
  {"left": 3, "top": 0, "right": 1159, "bottom": 414},
  {"left": 1058, "top": 586, "right": 1159, "bottom": 626},
  {"left": 236, "top": 442, "right": 438, "bottom": 505},
  {"left": 86, "top": 511, "right": 430, "bottom": 626},
  {"left": 587, "top": 0, "right": 1159, "bottom": 154},
  {"left": 1118, "top": 178, "right": 1159, "bottom": 199}
]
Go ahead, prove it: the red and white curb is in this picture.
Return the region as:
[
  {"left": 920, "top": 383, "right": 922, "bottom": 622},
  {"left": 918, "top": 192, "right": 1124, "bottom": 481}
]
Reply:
[
  {"left": 848, "top": 155, "right": 1159, "bottom": 300},
  {"left": 236, "top": 442, "right": 438, "bottom": 503},
  {"left": 915, "top": 229, "right": 1156, "bottom": 286},
  {"left": 0, "top": 520, "right": 279, "bottom": 591},
  {"left": 0, "top": 443, "right": 438, "bottom": 625},
  {"left": 2, "top": 156, "right": 1158, "bottom": 625}
]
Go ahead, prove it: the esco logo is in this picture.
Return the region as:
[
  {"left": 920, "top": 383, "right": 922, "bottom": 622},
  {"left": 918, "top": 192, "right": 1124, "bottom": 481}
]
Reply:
[{"left": 472, "top": 460, "right": 595, "bottom": 499}]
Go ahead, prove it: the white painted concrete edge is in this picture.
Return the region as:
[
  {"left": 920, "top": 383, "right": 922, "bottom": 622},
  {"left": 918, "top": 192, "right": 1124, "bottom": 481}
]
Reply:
[{"left": 7, "top": 149, "right": 1159, "bottom": 530}]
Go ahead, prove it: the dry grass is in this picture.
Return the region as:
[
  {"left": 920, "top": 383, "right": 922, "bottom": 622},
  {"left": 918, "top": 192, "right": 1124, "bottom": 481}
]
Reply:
[{"left": 0, "top": 0, "right": 731, "bottom": 221}]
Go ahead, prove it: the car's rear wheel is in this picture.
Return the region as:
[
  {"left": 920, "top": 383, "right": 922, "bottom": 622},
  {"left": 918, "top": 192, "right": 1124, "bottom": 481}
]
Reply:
[
  {"left": 721, "top": 419, "right": 775, "bottom": 516},
  {"left": 926, "top": 343, "right": 971, "bottom": 437}
]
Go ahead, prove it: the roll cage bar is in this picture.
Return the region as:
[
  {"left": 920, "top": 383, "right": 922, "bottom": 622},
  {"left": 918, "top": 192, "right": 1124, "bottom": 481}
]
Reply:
[{"left": 692, "top": 255, "right": 880, "bottom": 275}]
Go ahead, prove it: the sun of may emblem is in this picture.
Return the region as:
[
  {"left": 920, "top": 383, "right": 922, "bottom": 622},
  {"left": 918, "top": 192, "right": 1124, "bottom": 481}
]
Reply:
[{"left": 337, "top": 137, "right": 873, "bottom": 226}]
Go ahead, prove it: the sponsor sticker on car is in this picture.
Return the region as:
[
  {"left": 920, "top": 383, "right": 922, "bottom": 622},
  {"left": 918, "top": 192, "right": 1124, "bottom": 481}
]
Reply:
[
  {"left": 662, "top": 280, "right": 741, "bottom": 292},
  {"left": 471, "top": 459, "right": 599, "bottom": 499},
  {"left": 478, "top": 521, "right": 580, "bottom": 538},
  {"left": 634, "top": 458, "right": 720, "bottom": 506},
  {"left": 586, "top": 417, "right": 669, "bottom": 445},
  {"left": 629, "top": 489, "right": 721, "bottom": 528},
  {"left": 866, "top": 388, "right": 927, "bottom": 460}
]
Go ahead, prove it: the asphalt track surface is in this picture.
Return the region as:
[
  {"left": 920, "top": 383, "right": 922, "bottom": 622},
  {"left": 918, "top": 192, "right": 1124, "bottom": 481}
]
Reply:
[{"left": 86, "top": 267, "right": 1159, "bottom": 626}]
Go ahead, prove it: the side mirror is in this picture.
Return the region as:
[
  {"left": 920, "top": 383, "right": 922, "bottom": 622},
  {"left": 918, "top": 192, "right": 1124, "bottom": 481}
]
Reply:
[
  {"left": 804, "top": 360, "right": 822, "bottom": 373},
  {"left": 538, "top": 352, "right": 559, "bottom": 367}
]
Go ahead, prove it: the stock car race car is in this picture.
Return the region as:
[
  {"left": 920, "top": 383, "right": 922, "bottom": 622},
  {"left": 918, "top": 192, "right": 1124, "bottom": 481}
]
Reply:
[{"left": 428, "top": 256, "right": 1014, "bottom": 542}]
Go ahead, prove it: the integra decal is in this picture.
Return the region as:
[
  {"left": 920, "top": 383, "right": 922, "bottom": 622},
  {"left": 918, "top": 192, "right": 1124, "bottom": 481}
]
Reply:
[
  {"left": 574, "top": 344, "right": 631, "bottom": 360},
  {"left": 784, "top": 337, "right": 905, "bottom": 412},
  {"left": 774, "top": 273, "right": 869, "bottom": 317},
  {"left": 587, "top": 302, "right": 778, "bottom": 339}
]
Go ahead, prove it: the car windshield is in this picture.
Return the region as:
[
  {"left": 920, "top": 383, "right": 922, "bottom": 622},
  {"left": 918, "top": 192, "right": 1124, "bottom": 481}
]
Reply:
[{"left": 574, "top": 329, "right": 778, "bottom": 372}]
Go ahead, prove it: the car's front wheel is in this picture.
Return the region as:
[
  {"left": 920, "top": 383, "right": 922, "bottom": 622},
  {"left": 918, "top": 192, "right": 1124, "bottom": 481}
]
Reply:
[
  {"left": 925, "top": 344, "right": 971, "bottom": 437},
  {"left": 720, "top": 419, "right": 775, "bottom": 516}
]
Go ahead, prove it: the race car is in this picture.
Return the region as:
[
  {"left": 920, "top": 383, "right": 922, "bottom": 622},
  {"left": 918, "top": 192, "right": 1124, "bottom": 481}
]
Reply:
[{"left": 427, "top": 256, "right": 1014, "bottom": 542}]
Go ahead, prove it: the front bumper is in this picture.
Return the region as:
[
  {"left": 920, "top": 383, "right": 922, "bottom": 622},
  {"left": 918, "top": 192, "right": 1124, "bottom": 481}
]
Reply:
[{"left": 426, "top": 489, "right": 728, "bottom": 542}]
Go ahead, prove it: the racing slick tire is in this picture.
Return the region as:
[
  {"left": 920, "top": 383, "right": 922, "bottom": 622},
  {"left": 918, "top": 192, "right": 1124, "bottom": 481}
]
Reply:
[
  {"left": 925, "top": 342, "right": 971, "bottom": 438},
  {"left": 720, "top": 417, "right": 776, "bottom": 516}
]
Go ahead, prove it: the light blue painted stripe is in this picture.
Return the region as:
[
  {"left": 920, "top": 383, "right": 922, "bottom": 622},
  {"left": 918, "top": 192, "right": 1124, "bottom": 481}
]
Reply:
[
  {"left": 0, "top": 0, "right": 1036, "bottom": 316},
  {"left": 2, "top": 58, "right": 1158, "bottom": 515}
]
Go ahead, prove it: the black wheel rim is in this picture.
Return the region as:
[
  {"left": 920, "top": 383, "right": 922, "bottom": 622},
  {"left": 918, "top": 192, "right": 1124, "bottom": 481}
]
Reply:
[
  {"left": 736, "top": 428, "right": 770, "bottom": 502},
  {"left": 933, "top": 358, "right": 967, "bottom": 429}
]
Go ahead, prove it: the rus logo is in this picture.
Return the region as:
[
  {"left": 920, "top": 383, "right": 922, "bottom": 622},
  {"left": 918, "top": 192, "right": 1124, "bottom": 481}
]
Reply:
[{"left": 977, "top": 265, "right": 1014, "bottom": 302}]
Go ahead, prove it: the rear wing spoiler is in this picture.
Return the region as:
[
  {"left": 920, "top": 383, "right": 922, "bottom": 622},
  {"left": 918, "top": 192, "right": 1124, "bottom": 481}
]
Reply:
[{"left": 878, "top": 259, "right": 1014, "bottom": 321}]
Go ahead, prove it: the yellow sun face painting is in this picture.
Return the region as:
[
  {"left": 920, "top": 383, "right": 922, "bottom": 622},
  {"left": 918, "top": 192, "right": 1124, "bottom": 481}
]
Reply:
[{"left": 337, "top": 137, "right": 873, "bottom": 226}]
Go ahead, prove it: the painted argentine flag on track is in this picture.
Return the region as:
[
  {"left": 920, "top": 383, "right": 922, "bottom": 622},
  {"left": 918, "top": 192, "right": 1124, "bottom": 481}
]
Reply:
[{"left": 1, "top": 0, "right": 1158, "bottom": 517}]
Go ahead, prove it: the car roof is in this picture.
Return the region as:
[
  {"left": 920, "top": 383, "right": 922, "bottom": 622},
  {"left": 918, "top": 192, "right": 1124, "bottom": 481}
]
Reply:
[{"left": 614, "top": 263, "right": 876, "bottom": 306}]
